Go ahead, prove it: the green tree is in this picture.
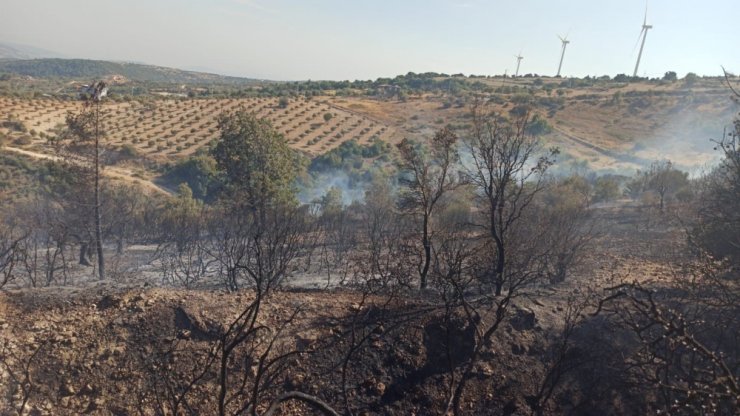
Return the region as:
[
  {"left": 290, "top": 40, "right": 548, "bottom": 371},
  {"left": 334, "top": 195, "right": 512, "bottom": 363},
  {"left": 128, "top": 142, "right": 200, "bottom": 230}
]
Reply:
[
  {"left": 525, "top": 114, "right": 553, "bottom": 136},
  {"left": 319, "top": 186, "right": 344, "bottom": 217},
  {"left": 592, "top": 176, "right": 621, "bottom": 203},
  {"left": 684, "top": 72, "right": 699, "bottom": 87},
  {"left": 645, "top": 160, "right": 689, "bottom": 212},
  {"left": 163, "top": 155, "right": 219, "bottom": 201},
  {"left": 211, "top": 110, "right": 300, "bottom": 212}
]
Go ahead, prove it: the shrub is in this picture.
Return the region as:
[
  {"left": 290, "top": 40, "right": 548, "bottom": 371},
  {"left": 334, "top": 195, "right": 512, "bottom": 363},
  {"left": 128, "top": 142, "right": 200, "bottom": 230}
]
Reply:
[
  {"left": 119, "top": 144, "right": 140, "bottom": 159},
  {"left": 526, "top": 114, "right": 553, "bottom": 136},
  {"left": 13, "top": 135, "right": 33, "bottom": 146}
]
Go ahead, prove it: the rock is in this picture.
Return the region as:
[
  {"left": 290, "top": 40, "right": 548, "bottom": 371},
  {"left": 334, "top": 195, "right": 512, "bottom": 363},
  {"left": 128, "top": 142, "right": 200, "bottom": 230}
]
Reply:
[
  {"left": 510, "top": 308, "right": 537, "bottom": 332},
  {"left": 85, "top": 397, "right": 105, "bottom": 413},
  {"left": 80, "top": 383, "right": 95, "bottom": 395},
  {"left": 477, "top": 362, "right": 495, "bottom": 376},
  {"left": 285, "top": 373, "right": 305, "bottom": 389},
  {"left": 31, "top": 322, "right": 49, "bottom": 332},
  {"left": 177, "top": 329, "right": 192, "bottom": 340},
  {"left": 97, "top": 295, "right": 124, "bottom": 310},
  {"left": 60, "top": 382, "right": 76, "bottom": 397},
  {"left": 60, "top": 396, "right": 72, "bottom": 407},
  {"left": 174, "top": 306, "right": 220, "bottom": 341},
  {"left": 295, "top": 334, "right": 316, "bottom": 351},
  {"left": 511, "top": 343, "right": 527, "bottom": 355}
]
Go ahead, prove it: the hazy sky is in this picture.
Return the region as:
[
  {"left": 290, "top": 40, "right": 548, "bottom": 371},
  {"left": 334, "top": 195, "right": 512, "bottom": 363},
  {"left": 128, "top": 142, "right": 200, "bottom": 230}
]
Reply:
[{"left": 2, "top": 0, "right": 739, "bottom": 81}]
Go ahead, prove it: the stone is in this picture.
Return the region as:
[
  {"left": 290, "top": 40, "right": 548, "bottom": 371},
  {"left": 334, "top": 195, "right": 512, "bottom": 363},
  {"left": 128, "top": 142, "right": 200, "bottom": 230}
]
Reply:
[
  {"left": 97, "top": 295, "right": 124, "bottom": 310},
  {"left": 60, "top": 382, "right": 76, "bottom": 397},
  {"left": 510, "top": 308, "right": 537, "bottom": 332},
  {"left": 511, "top": 343, "right": 527, "bottom": 356}
]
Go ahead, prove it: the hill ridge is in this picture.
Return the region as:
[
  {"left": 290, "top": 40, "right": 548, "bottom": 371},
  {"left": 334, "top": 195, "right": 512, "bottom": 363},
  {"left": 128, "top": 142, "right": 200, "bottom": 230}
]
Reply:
[{"left": 0, "top": 58, "right": 260, "bottom": 85}]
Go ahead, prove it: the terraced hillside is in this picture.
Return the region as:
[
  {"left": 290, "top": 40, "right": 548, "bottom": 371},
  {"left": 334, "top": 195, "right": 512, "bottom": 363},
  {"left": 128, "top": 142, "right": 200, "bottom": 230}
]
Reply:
[
  {"left": 0, "top": 97, "right": 397, "bottom": 160},
  {"left": 1, "top": 78, "right": 737, "bottom": 175}
]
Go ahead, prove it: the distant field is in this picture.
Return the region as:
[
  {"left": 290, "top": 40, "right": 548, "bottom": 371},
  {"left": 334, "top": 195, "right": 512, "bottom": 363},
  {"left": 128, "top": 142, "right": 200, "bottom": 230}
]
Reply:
[
  {"left": 1, "top": 78, "right": 737, "bottom": 175},
  {"left": 0, "top": 97, "right": 397, "bottom": 159}
]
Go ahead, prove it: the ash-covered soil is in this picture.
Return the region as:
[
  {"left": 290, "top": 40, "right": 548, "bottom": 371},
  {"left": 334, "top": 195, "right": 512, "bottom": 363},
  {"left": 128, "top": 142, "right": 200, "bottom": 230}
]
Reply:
[
  {"left": 0, "top": 285, "right": 601, "bottom": 415},
  {"left": 0, "top": 204, "right": 685, "bottom": 415}
]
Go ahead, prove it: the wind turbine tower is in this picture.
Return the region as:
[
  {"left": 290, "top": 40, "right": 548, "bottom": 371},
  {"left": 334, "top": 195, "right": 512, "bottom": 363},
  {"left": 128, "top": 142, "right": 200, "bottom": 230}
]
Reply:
[
  {"left": 556, "top": 35, "right": 570, "bottom": 77},
  {"left": 633, "top": 4, "right": 653, "bottom": 77},
  {"left": 514, "top": 53, "right": 524, "bottom": 77}
]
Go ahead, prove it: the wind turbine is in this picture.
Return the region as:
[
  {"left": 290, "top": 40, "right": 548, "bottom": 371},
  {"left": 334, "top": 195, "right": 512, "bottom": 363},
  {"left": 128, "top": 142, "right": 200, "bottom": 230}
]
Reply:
[
  {"left": 633, "top": 2, "right": 653, "bottom": 77},
  {"left": 556, "top": 35, "right": 570, "bottom": 77},
  {"left": 514, "top": 53, "right": 524, "bottom": 77}
]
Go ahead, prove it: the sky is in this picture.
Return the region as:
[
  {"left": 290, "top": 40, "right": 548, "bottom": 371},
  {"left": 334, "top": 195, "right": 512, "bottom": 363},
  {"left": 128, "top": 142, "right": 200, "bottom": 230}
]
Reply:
[{"left": 1, "top": 0, "right": 739, "bottom": 81}]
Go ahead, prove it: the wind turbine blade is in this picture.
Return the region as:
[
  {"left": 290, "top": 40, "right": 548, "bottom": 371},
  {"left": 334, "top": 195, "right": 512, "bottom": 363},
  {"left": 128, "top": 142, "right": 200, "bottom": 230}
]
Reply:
[
  {"left": 632, "top": 27, "right": 645, "bottom": 53},
  {"left": 643, "top": 0, "right": 649, "bottom": 25},
  {"left": 558, "top": 34, "right": 564, "bottom": 42}
]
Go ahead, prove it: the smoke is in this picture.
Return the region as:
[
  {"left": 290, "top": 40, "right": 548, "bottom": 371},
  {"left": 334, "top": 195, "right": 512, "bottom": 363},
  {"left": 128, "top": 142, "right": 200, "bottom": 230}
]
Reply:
[
  {"left": 546, "top": 96, "right": 738, "bottom": 178},
  {"left": 626, "top": 103, "right": 735, "bottom": 177},
  {"left": 298, "top": 170, "right": 367, "bottom": 206}
]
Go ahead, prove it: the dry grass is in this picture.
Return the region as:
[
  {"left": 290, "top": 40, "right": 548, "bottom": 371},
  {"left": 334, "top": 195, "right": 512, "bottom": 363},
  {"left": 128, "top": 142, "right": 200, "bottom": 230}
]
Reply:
[{"left": 0, "top": 97, "right": 397, "bottom": 160}]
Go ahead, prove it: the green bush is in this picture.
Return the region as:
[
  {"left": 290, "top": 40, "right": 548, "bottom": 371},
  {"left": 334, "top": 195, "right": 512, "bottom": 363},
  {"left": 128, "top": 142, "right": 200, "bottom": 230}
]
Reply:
[
  {"left": 119, "top": 144, "right": 140, "bottom": 159},
  {"left": 162, "top": 155, "right": 219, "bottom": 201},
  {"left": 526, "top": 114, "right": 553, "bottom": 136}
]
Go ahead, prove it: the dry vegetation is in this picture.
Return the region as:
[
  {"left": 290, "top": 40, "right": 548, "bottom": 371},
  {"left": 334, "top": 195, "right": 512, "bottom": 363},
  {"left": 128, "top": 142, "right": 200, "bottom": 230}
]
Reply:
[
  {"left": 1, "top": 78, "right": 735, "bottom": 175},
  {"left": 0, "top": 75, "right": 738, "bottom": 415},
  {"left": 0, "top": 96, "right": 396, "bottom": 160}
]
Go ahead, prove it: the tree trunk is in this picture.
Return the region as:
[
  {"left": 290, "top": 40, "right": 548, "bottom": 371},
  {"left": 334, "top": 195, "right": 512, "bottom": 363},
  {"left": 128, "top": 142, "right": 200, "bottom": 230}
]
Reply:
[
  {"left": 491, "top": 208, "right": 505, "bottom": 296},
  {"left": 94, "top": 103, "right": 105, "bottom": 280},
  {"left": 79, "top": 242, "right": 91, "bottom": 266},
  {"left": 116, "top": 235, "right": 124, "bottom": 255},
  {"left": 494, "top": 244, "right": 505, "bottom": 296},
  {"left": 420, "top": 212, "right": 431, "bottom": 289}
]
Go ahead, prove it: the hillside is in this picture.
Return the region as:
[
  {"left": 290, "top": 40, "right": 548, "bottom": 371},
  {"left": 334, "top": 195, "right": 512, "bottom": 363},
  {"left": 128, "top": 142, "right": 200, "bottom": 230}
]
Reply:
[
  {"left": 0, "top": 42, "right": 63, "bottom": 60},
  {"left": 0, "top": 96, "right": 396, "bottom": 160},
  {"left": 0, "top": 202, "right": 702, "bottom": 415},
  {"left": 0, "top": 58, "right": 259, "bottom": 85},
  {"left": 0, "top": 77, "right": 736, "bottom": 182}
]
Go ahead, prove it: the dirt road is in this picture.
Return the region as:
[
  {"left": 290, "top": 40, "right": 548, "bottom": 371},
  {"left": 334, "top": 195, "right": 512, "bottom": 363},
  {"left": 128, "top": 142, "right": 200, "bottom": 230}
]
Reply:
[{"left": 3, "top": 146, "right": 174, "bottom": 196}]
